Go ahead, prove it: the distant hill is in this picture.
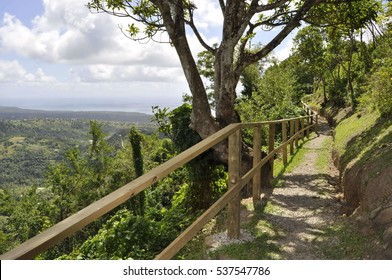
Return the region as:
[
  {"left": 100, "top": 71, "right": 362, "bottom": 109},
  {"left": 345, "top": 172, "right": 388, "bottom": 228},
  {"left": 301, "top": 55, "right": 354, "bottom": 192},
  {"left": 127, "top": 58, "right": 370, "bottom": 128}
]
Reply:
[{"left": 0, "top": 106, "right": 152, "bottom": 123}]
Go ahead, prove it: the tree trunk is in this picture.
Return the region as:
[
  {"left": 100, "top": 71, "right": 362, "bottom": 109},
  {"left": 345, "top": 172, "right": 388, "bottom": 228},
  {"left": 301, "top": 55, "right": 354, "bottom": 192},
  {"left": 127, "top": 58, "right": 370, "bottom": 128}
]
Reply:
[
  {"left": 322, "top": 77, "right": 328, "bottom": 104},
  {"left": 155, "top": 1, "right": 220, "bottom": 140},
  {"left": 214, "top": 44, "right": 241, "bottom": 127},
  {"left": 347, "top": 31, "right": 356, "bottom": 108}
]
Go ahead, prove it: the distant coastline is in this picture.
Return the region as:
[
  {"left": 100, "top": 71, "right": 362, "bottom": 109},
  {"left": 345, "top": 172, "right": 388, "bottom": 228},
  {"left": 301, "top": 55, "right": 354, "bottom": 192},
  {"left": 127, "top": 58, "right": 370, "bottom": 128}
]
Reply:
[
  {"left": 0, "top": 98, "right": 182, "bottom": 115},
  {"left": 0, "top": 106, "right": 153, "bottom": 123}
]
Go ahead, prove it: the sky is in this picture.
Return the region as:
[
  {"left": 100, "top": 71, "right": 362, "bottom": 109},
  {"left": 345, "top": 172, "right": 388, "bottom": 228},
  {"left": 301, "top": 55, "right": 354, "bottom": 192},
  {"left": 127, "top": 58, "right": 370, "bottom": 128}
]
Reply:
[{"left": 0, "top": 0, "right": 295, "bottom": 113}]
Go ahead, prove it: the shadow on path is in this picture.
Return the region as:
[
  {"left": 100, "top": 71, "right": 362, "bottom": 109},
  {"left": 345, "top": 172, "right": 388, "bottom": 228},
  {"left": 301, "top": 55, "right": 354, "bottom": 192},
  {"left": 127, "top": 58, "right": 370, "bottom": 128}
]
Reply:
[{"left": 256, "top": 117, "right": 342, "bottom": 259}]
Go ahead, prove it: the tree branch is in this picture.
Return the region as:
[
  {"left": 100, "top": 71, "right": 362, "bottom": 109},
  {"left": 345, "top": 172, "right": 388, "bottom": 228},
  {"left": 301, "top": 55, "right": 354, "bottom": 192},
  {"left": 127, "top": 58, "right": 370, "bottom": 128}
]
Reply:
[
  {"left": 218, "top": 0, "right": 226, "bottom": 14},
  {"left": 185, "top": 6, "right": 216, "bottom": 53},
  {"left": 254, "top": 0, "right": 291, "bottom": 13},
  {"left": 233, "top": 0, "right": 291, "bottom": 50},
  {"left": 235, "top": 0, "right": 323, "bottom": 78}
]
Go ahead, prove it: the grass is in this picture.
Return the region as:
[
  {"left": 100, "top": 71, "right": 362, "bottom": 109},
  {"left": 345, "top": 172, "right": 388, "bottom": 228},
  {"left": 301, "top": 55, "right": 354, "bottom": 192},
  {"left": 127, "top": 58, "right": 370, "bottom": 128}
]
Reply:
[
  {"left": 312, "top": 221, "right": 372, "bottom": 259},
  {"left": 273, "top": 132, "right": 316, "bottom": 185},
  {"left": 315, "top": 136, "right": 333, "bottom": 173},
  {"left": 175, "top": 200, "right": 285, "bottom": 260},
  {"left": 175, "top": 233, "right": 210, "bottom": 260},
  {"left": 207, "top": 202, "right": 284, "bottom": 260},
  {"left": 333, "top": 111, "right": 392, "bottom": 171},
  {"left": 174, "top": 210, "right": 228, "bottom": 260},
  {"left": 207, "top": 238, "right": 282, "bottom": 260}
]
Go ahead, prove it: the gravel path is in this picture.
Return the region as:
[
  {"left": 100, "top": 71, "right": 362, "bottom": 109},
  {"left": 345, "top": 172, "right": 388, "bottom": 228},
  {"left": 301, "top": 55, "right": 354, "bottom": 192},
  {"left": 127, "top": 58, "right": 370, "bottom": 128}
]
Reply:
[{"left": 263, "top": 118, "right": 341, "bottom": 259}]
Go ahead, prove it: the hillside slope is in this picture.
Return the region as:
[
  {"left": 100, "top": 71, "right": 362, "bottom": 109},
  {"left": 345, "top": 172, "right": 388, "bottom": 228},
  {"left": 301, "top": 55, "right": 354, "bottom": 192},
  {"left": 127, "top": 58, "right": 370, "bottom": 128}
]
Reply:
[{"left": 332, "top": 110, "right": 392, "bottom": 257}]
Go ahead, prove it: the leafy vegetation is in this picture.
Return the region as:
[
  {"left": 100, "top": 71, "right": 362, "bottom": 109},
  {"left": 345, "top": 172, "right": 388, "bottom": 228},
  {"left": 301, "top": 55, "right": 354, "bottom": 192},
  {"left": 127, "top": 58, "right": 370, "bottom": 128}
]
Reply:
[{"left": 0, "top": 118, "right": 153, "bottom": 189}]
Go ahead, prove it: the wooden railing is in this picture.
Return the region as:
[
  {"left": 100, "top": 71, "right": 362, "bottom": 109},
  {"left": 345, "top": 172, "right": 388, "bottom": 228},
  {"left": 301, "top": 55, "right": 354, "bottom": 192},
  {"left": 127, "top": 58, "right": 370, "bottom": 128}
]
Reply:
[{"left": 1, "top": 105, "right": 318, "bottom": 260}]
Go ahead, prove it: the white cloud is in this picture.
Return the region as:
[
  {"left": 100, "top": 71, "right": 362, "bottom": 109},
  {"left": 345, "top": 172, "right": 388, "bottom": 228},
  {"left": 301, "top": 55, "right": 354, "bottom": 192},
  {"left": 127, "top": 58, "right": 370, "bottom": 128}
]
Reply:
[
  {"left": 0, "top": 14, "right": 52, "bottom": 60},
  {"left": 192, "top": 0, "right": 223, "bottom": 30},
  {"left": 0, "top": 0, "right": 201, "bottom": 91},
  {"left": 0, "top": 60, "right": 56, "bottom": 83},
  {"left": 275, "top": 31, "right": 296, "bottom": 61},
  {"left": 275, "top": 43, "right": 292, "bottom": 61},
  {"left": 70, "top": 64, "right": 185, "bottom": 83},
  {"left": 0, "top": 0, "right": 181, "bottom": 67}
]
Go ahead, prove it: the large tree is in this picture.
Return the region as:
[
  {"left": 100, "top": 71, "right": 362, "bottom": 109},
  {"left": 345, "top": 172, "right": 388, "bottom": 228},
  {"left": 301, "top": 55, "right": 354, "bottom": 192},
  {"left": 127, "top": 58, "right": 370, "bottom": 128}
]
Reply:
[{"left": 88, "top": 1, "right": 324, "bottom": 142}]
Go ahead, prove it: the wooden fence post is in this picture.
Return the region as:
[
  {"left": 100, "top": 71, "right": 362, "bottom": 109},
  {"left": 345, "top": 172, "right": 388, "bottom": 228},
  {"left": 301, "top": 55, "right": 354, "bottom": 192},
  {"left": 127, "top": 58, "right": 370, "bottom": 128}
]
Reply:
[
  {"left": 301, "top": 118, "right": 305, "bottom": 141},
  {"left": 306, "top": 116, "right": 310, "bottom": 138},
  {"left": 295, "top": 119, "right": 299, "bottom": 148},
  {"left": 228, "top": 129, "right": 241, "bottom": 239},
  {"left": 289, "top": 120, "right": 294, "bottom": 155},
  {"left": 252, "top": 126, "right": 262, "bottom": 204},
  {"left": 282, "top": 121, "right": 287, "bottom": 165},
  {"left": 268, "top": 123, "right": 275, "bottom": 179},
  {"left": 315, "top": 114, "right": 319, "bottom": 134},
  {"left": 310, "top": 111, "right": 314, "bottom": 125}
]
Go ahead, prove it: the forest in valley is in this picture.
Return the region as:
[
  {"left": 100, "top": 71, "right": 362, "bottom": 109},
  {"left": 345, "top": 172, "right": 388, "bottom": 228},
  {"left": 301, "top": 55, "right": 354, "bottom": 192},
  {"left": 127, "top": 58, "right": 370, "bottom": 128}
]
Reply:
[{"left": 1, "top": 0, "right": 391, "bottom": 259}]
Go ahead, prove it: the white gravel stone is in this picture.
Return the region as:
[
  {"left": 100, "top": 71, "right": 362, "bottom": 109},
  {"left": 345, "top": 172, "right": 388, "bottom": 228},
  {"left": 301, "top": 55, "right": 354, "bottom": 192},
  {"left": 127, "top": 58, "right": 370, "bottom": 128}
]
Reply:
[{"left": 205, "top": 229, "right": 255, "bottom": 252}]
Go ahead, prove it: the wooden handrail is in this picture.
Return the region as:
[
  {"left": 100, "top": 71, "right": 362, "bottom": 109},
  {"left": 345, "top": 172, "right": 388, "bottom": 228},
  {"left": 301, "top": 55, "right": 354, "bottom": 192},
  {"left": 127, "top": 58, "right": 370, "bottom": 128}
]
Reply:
[{"left": 1, "top": 106, "right": 318, "bottom": 260}]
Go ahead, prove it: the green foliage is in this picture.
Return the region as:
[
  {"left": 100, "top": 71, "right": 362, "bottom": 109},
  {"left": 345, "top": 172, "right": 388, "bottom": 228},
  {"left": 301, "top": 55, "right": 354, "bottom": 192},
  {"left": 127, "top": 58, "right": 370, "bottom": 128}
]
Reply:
[
  {"left": 0, "top": 187, "right": 52, "bottom": 254},
  {"left": 360, "top": 25, "right": 392, "bottom": 117},
  {"left": 151, "top": 106, "right": 172, "bottom": 138},
  {"left": 237, "top": 60, "right": 304, "bottom": 147},
  {"left": 129, "top": 126, "right": 144, "bottom": 177},
  {"left": 61, "top": 209, "right": 179, "bottom": 260},
  {"left": 308, "top": 0, "right": 381, "bottom": 31},
  {"left": 288, "top": 1, "right": 384, "bottom": 109},
  {"left": 170, "top": 104, "right": 201, "bottom": 151},
  {"left": 366, "top": 65, "right": 392, "bottom": 117},
  {"left": 290, "top": 26, "right": 326, "bottom": 98},
  {"left": 0, "top": 118, "right": 150, "bottom": 189},
  {"left": 153, "top": 103, "right": 229, "bottom": 213},
  {"left": 197, "top": 49, "right": 215, "bottom": 82},
  {"left": 237, "top": 61, "right": 303, "bottom": 123},
  {"left": 0, "top": 119, "right": 86, "bottom": 188}
]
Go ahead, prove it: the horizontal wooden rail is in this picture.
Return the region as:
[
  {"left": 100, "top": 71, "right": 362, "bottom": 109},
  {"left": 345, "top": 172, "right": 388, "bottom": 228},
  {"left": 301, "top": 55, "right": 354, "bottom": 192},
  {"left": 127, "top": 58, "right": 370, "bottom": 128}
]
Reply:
[
  {"left": 241, "top": 115, "right": 309, "bottom": 128},
  {"left": 1, "top": 105, "right": 318, "bottom": 260}
]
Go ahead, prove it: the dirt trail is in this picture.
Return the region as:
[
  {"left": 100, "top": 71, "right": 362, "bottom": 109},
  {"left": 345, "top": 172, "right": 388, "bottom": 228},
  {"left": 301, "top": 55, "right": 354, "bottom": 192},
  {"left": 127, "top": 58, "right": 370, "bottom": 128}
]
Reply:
[{"left": 263, "top": 118, "right": 341, "bottom": 259}]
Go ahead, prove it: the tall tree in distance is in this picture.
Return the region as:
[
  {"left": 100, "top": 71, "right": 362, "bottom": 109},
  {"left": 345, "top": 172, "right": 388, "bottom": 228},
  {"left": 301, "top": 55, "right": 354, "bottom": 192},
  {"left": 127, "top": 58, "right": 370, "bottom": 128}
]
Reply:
[
  {"left": 291, "top": 26, "right": 327, "bottom": 102},
  {"left": 129, "top": 126, "right": 146, "bottom": 215},
  {"left": 307, "top": 0, "right": 381, "bottom": 107}
]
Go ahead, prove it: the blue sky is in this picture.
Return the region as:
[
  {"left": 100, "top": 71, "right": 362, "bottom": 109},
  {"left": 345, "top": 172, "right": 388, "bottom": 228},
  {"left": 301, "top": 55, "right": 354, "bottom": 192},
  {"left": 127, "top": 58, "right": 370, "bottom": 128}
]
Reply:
[{"left": 0, "top": 0, "right": 295, "bottom": 113}]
